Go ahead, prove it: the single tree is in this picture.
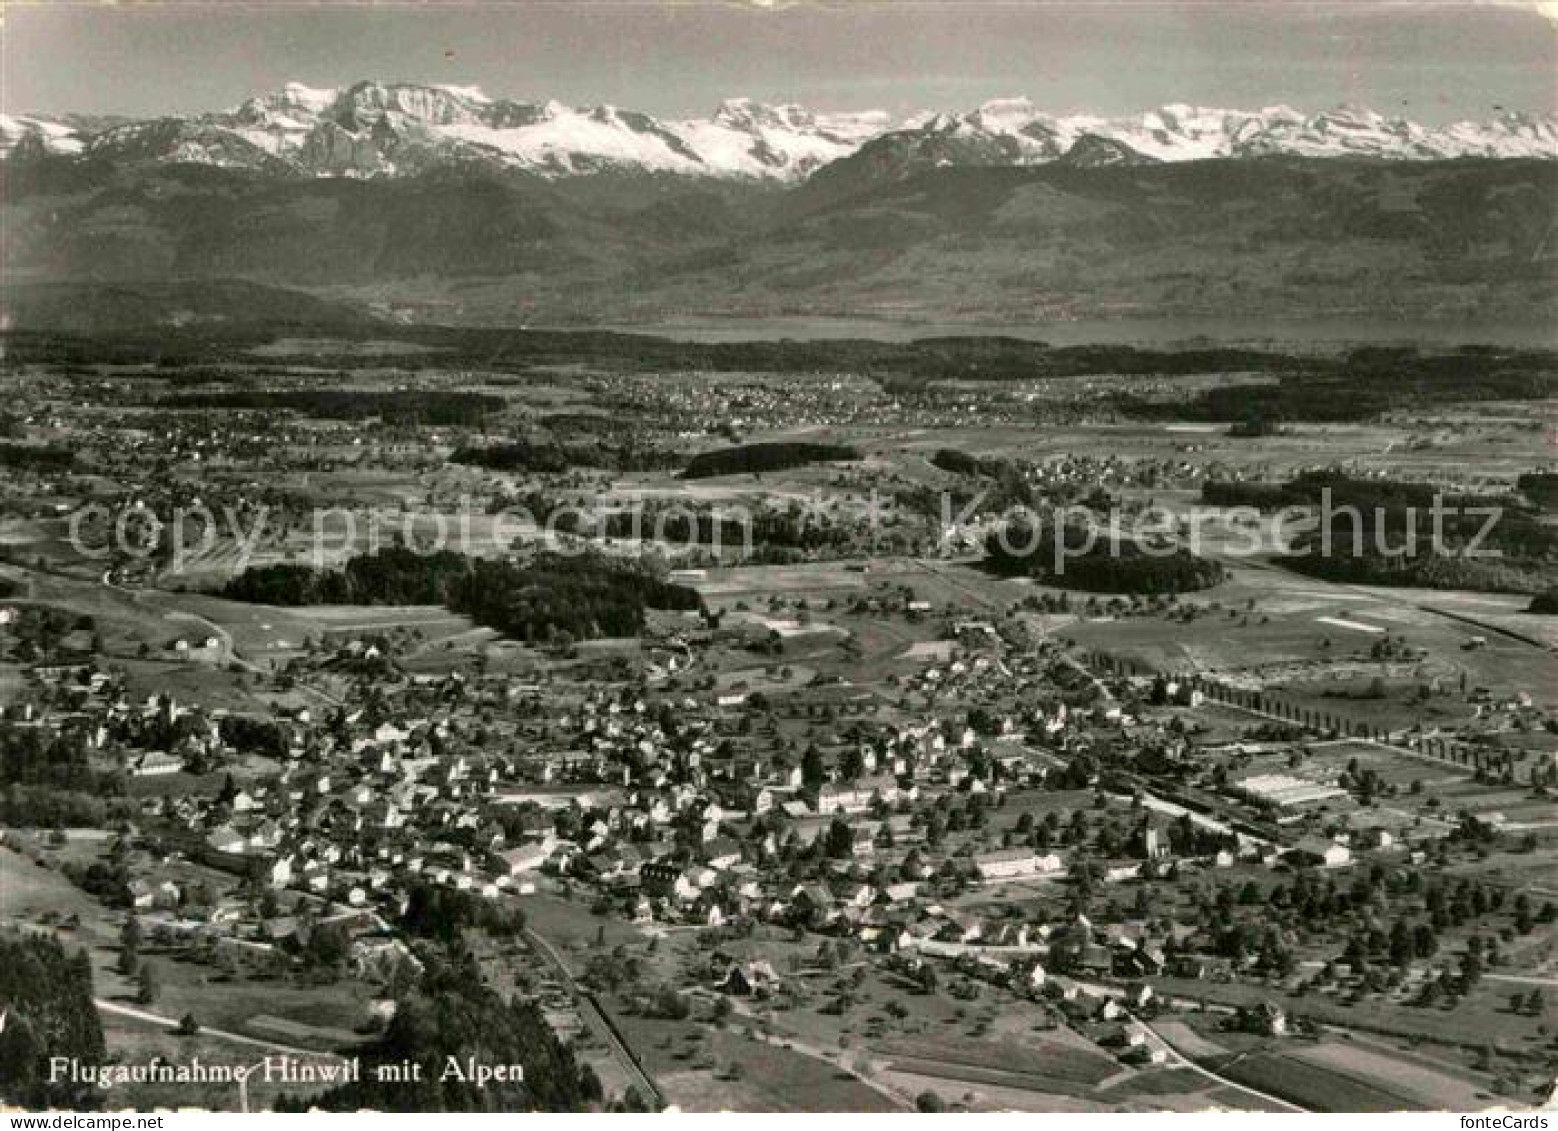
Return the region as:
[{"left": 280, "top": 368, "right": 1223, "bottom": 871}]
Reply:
[{"left": 136, "top": 962, "right": 160, "bottom": 1006}]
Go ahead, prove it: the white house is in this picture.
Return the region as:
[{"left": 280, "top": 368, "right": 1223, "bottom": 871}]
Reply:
[{"left": 974, "top": 848, "right": 1065, "bottom": 881}]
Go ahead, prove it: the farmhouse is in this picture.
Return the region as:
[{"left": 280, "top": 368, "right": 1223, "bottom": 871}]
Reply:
[
  {"left": 973, "top": 847, "right": 1065, "bottom": 880},
  {"left": 808, "top": 773, "right": 898, "bottom": 815},
  {"left": 132, "top": 750, "right": 184, "bottom": 777},
  {"left": 1287, "top": 836, "right": 1352, "bottom": 869}
]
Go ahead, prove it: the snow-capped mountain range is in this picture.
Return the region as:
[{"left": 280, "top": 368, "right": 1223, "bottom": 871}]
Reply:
[
  {"left": 919, "top": 98, "right": 1558, "bottom": 163},
  {"left": 2, "top": 81, "right": 1554, "bottom": 179}
]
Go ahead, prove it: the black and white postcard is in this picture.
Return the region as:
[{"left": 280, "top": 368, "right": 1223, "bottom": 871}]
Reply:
[{"left": 1, "top": 0, "right": 1554, "bottom": 1116}]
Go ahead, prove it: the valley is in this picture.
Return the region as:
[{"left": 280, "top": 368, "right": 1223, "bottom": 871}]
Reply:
[
  {"left": 3, "top": 14, "right": 1556, "bottom": 1112},
  {"left": 0, "top": 324, "right": 1554, "bottom": 1112}
]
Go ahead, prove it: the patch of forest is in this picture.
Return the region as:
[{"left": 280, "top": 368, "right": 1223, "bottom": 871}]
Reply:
[
  {"left": 1198, "top": 472, "right": 1558, "bottom": 592},
  {"left": 1201, "top": 471, "right": 1522, "bottom": 513},
  {"left": 1517, "top": 472, "right": 1558, "bottom": 512},
  {"left": 680, "top": 441, "right": 859, "bottom": 479},
  {"left": 5, "top": 326, "right": 1390, "bottom": 385},
  {"left": 1118, "top": 346, "right": 1556, "bottom": 424},
  {"left": 0, "top": 442, "right": 75, "bottom": 472},
  {"left": 1281, "top": 545, "right": 1555, "bottom": 594},
  {"left": 929, "top": 448, "right": 1008, "bottom": 477},
  {"left": 982, "top": 520, "right": 1227, "bottom": 594},
  {"left": 1299, "top": 490, "right": 1548, "bottom": 595},
  {"left": 280, "top": 951, "right": 601, "bottom": 1112},
  {"left": 0, "top": 932, "right": 107, "bottom": 1109},
  {"left": 220, "top": 545, "right": 700, "bottom": 642},
  {"left": 449, "top": 438, "right": 681, "bottom": 474},
  {"left": 1196, "top": 471, "right": 1555, "bottom": 590},
  {"left": 0, "top": 718, "right": 128, "bottom": 828},
  {"left": 151, "top": 389, "right": 505, "bottom": 425},
  {"left": 497, "top": 491, "right": 864, "bottom": 562}
]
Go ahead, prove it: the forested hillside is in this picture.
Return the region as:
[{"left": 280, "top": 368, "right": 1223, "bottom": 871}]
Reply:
[{"left": 0, "top": 932, "right": 107, "bottom": 1109}]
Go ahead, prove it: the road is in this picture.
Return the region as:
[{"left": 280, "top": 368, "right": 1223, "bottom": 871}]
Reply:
[
  {"left": 1484, "top": 972, "right": 1558, "bottom": 988},
  {"left": 1131, "top": 1013, "right": 1307, "bottom": 1112},
  {"left": 98, "top": 999, "right": 352, "bottom": 1112},
  {"left": 904, "top": 555, "right": 1002, "bottom": 613},
  {"left": 100, "top": 568, "right": 344, "bottom": 706},
  {"left": 101, "top": 570, "right": 248, "bottom": 671},
  {"left": 521, "top": 928, "right": 662, "bottom": 1109},
  {"left": 905, "top": 556, "right": 1115, "bottom": 700}
]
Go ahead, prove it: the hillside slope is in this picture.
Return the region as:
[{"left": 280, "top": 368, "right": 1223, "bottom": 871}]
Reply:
[{"left": 3, "top": 156, "right": 1554, "bottom": 327}]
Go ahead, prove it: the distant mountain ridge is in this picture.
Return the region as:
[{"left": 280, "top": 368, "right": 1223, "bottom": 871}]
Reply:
[
  {"left": 911, "top": 99, "right": 1558, "bottom": 164},
  {"left": 5, "top": 154, "right": 1552, "bottom": 330},
  {"left": 4, "top": 83, "right": 1555, "bottom": 331},
  {"left": 3, "top": 81, "right": 1554, "bottom": 181},
  {"left": 1, "top": 82, "right": 891, "bottom": 181}
]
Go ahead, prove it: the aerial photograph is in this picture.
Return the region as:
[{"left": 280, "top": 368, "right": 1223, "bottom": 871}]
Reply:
[{"left": 0, "top": 0, "right": 1555, "bottom": 1116}]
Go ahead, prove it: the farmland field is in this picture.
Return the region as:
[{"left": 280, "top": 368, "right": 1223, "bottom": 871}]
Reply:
[{"left": 1210, "top": 1039, "right": 1493, "bottom": 1112}]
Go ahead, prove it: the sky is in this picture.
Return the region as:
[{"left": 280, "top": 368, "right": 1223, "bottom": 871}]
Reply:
[{"left": 3, "top": 1, "right": 1555, "bottom": 124}]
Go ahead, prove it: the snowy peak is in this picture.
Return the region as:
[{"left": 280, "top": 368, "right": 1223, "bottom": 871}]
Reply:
[
  {"left": 327, "top": 80, "right": 492, "bottom": 128},
  {"left": 255, "top": 83, "right": 898, "bottom": 179},
  {"left": 0, "top": 113, "right": 88, "bottom": 158},
  {"left": 1431, "top": 111, "right": 1558, "bottom": 158},
  {"left": 713, "top": 97, "right": 814, "bottom": 132},
  {"left": 277, "top": 82, "right": 340, "bottom": 114},
  {"left": 872, "top": 100, "right": 1558, "bottom": 167},
  {"left": 4, "top": 84, "right": 1553, "bottom": 180},
  {"left": 162, "top": 82, "right": 891, "bottom": 179},
  {"left": 82, "top": 117, "right": 290, "bottom": 171}
]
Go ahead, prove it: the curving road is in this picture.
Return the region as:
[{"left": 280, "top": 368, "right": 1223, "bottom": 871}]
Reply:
[
  {"left": 1131, "top": 1013, "right": 1307, "bottom": 1112},
  {"left": 521, "top": 928, "right": 663, "bottom": 1109}
]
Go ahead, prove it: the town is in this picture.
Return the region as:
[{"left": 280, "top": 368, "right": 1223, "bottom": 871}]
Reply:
[{"left": 1, "top": 329, "right": 1554, "bottom": 1113}]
